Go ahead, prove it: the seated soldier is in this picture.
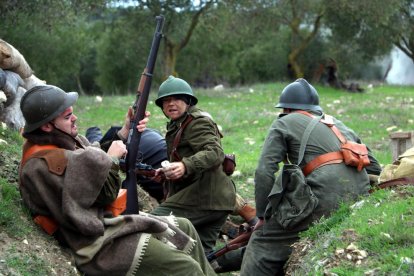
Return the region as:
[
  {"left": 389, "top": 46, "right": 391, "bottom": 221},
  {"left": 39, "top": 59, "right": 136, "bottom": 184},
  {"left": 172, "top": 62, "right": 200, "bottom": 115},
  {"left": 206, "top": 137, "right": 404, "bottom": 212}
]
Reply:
[
  {"left": 18, "top": 85, "right": 216, "bottom": 276},
  {"left": 241, "top": 79, "right": 382, "bottom": 276},
  {"left": 86, "top": 126, "right": 167, "bottom": 202}
]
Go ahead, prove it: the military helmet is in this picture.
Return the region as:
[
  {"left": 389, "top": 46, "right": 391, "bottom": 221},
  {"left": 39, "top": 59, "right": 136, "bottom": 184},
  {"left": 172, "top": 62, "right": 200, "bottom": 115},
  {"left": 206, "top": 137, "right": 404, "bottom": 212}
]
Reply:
[
  {"left": 155, "top": 75, "right": 198, "bottom": 107},
  {"left": 20, "top": 85, "right": 78, "bottom": 133},
  {"left": 275, "top": 78, "right": 322, "bottom": 112}
]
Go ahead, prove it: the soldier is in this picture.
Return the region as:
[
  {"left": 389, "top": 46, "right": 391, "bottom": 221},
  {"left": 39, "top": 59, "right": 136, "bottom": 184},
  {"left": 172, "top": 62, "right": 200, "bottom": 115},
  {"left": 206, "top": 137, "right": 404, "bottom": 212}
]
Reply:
[
  {"left": 86, "top": 126, "right": 168, "bottom": 202},
  {"left": 240, "top": 79, "right": 382, "bottom": 275},
  {"left": 151, "top": 76, "right": 237, "bottom": 254},
  {"left": 18, "top": 85, "right": 216, "bottom": 275}
]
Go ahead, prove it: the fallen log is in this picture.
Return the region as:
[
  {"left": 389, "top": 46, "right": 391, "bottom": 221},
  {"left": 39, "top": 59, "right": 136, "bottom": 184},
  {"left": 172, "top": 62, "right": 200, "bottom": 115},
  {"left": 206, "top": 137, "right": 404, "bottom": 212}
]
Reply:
[{"left": 0, "top": 39, "right": 33, "bottom": 79}]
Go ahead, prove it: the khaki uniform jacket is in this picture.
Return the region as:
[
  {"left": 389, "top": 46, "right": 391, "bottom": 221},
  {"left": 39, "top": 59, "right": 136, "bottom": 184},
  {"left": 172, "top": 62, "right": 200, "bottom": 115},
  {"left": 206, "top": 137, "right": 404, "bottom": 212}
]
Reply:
[{"left": 163, "top": 106, "right": 236, "bottom": 211}]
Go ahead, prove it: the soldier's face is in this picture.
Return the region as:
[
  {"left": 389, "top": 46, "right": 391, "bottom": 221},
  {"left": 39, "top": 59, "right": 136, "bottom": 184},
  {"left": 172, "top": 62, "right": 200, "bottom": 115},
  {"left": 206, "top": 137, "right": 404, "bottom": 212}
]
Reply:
[
  {"left": 52, "top": 106, "right": 78, "bottom": 137},
  {"left": 162, "top": 96, "right": 188, "bottom": 120}
]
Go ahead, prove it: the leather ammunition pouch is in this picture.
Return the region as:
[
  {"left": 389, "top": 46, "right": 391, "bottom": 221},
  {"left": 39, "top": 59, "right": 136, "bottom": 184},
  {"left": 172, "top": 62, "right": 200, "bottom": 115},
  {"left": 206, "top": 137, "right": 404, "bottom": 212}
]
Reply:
[
  {"left": 296, "top": 111, "right": 370, "bottom": 175},
  {"left": 223, "top": 154, "right": 236, "bottom": 176},
  {"left": 341, "top": 142, "right": 370, "bottom": 171}
]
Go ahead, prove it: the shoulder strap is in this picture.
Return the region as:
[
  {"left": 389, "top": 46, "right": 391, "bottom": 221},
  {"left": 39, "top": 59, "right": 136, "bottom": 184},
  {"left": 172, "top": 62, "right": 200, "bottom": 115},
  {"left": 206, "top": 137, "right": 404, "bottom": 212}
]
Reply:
[
  {"left": 171, "top": 115, "right": 194, "bottom": 161},
  {"left": 296, "top": 111, "right": 347, "bottom": 144},
  {"left": 297, "top": 114, "right": 323, "bottom": 165},
  {"left": 294, "top": 112, "right": 345, "bottom": 175}
]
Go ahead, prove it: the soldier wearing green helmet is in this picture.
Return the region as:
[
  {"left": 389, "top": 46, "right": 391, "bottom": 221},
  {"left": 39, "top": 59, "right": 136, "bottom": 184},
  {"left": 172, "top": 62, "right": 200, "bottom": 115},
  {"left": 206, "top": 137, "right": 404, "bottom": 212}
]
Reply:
[
  {"left": 18, "top": 84, "right": 215, "bottom": 275},
  {"left": 155, "top": 75, "right": 198, "bottom": 107},
  {"left": 240, "top": 79, "right": 382, "bottom": 275},
  {"left": 151, "top": 76, "right": 237, "bottom": 255}
]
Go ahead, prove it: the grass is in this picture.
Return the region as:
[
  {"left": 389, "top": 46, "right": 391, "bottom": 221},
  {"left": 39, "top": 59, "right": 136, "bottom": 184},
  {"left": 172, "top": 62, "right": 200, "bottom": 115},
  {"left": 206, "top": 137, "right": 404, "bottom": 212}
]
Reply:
[
  {"left": 0, "top": 124, "right": 31, "bottom": 237},
  {"left": 5, "top": 248, "right": 50, "bottom": 276},
  {"left": 1, "top": 82, "right": 414, "bottom": 274},
  {"left": 295, "top": 187, "right": 414, "bottom": 275},
  {"left": 76, "top": 82, "right": 414, "bottom": 196}
]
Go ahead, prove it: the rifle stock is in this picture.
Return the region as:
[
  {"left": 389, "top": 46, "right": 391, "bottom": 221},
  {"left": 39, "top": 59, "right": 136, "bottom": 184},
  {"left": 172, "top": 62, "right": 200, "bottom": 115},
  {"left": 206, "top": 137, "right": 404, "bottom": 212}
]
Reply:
[
  {"left": 207, "top": 224, "right": 253, "bottom": 262},
  {"left": 122, "top": 15, "right": 164, "bottom": 214}
]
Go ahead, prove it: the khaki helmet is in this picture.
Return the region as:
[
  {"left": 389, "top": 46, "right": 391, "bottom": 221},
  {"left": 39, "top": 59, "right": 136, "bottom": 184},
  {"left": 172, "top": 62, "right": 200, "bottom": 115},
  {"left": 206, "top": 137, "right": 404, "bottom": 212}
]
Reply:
[
  {"left": 155, "top": 75, "right": 198, "bottom": 107},
  {"left": 275, "top": 78, "right": 322, "bottom": 112},
  {"left": 20, "top": 85, "right": 78, "bottom": 133}
]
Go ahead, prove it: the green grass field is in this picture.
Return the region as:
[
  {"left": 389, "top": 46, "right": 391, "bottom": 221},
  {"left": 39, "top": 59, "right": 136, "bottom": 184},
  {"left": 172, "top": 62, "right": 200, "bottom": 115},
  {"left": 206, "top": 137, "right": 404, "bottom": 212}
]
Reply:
[{"left": 75, "top": 82, "right": 414, "bottom": 200}]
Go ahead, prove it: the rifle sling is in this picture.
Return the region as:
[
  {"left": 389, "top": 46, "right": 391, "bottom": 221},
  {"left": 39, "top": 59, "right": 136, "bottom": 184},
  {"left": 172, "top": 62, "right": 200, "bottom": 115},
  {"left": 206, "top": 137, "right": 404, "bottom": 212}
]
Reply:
[{"left": 171, "top": 115, "right": 193, "bottom": 161}]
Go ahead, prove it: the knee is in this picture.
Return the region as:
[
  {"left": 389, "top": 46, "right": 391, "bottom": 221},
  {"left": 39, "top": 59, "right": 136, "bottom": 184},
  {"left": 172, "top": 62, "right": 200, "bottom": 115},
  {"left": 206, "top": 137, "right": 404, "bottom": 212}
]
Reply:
[{"left": 176, "top": 217, "right": 194, "bottom": 232}]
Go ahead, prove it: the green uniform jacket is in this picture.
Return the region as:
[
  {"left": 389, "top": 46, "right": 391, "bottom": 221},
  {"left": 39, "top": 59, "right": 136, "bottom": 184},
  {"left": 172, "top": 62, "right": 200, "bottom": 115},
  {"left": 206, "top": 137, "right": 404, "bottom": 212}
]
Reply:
[
  {"left": 252, "top": 112, "right": 382, "bottom": 260},
  {"left": 163, "top": 106, "right": 236, "bottom": 211}
]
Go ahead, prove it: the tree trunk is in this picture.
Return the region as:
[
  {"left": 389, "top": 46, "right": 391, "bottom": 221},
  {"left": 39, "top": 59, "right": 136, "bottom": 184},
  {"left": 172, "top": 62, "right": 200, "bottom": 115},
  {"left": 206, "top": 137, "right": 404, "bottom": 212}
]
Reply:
[
  {"left": 288, "top": 51, "right": 304, "bottom": 79},
  {"left": 162, "top": 41, "right": 178, "bottom": 78}
]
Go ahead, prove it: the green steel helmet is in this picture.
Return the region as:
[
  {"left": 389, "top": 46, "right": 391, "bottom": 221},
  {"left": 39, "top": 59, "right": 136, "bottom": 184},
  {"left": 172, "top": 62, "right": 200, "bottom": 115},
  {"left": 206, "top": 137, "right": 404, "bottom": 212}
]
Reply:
[
  {"left": 20, "top": 85, "right": 78, "bottom": 133},
  {"left": 155, "top": 75, "right": 198, "bottom": 107},
  {"left": 275, "top": 78, "right": 322, "bottom": 112}
]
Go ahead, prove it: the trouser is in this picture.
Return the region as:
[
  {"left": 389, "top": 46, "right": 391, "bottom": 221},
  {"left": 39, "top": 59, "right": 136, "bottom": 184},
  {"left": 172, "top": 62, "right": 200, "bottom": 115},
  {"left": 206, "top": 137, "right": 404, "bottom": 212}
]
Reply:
[
  {"left": 211, "top": 246, "right": 245, "bottom": 273},
  {"left": 151, "top": 205, "right": 229, "bottom": 253},
  {"left": 240, "top": 218, "right": 299, "bottom": 276},
  {"left": 137, "top": 217, "right": 216, "bottom": 276}
]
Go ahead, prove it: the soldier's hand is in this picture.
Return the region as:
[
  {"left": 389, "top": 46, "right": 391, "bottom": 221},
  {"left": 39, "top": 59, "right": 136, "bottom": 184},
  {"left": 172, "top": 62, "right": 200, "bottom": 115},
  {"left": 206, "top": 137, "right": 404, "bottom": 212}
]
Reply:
[
  {"left": 107, "top": 140, "right": 127, "bottom": 159},
  {"left": 118, "top": 108, "right": 151, "bottom": 140},
  {"left": 162, "top": 161, "right": 186, "bottom": 180}
]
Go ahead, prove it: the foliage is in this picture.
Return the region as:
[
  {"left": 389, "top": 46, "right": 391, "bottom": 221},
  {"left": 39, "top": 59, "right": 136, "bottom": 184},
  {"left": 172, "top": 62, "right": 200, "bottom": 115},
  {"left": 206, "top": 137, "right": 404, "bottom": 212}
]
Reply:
[
  {"left": 0, "top": 0, "right": 107, "bottom": 91},
  {"left": 393, "top": 0, "right": 414, "bottom": 61},
  {"left": 2, "top": 0, "right": 411, "bottom": 94},
  {"left": 95, "top": 8, "right": 154, "bottom": 94},
  {"left": 324, "top": 0, "right": 404, "bottom": 61}
]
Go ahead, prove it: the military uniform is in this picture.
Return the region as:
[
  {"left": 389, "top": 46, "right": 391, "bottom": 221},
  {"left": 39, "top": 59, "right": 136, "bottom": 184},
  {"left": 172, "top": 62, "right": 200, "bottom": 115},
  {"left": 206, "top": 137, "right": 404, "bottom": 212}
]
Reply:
[
  {"left": 240, "top": 111, "right": 382, "bottom": 275},
  {"left": 151, "top": 106, "right": 236, "bottom": 252}
]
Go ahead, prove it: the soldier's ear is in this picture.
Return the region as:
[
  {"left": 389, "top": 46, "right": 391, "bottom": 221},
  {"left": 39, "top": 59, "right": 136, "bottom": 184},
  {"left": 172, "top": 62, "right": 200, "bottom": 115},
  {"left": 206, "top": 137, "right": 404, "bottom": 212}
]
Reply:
[{"left": 40, "top": 122, "right": 54, "bottom": 132}]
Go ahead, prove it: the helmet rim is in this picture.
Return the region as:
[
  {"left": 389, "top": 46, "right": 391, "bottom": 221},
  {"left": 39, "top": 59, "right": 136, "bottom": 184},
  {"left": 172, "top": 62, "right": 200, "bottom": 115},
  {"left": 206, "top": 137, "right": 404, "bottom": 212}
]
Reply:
[{"left": 21, "top": 85, "right": 78, "bottom": 133}]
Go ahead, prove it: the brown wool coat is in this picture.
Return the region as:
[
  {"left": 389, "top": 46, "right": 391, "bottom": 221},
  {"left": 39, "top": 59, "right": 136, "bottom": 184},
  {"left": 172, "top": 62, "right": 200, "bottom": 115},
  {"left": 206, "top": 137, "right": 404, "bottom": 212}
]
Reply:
[{"left": 19, "top": 135, "right": 195, "bottom": 276}]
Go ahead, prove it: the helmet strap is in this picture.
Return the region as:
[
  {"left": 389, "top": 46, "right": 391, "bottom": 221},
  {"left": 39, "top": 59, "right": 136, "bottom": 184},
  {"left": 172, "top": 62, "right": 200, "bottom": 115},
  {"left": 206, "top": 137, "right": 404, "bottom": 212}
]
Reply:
[{"left": 50, "top": 122, "right": 78, "bottom": 143}]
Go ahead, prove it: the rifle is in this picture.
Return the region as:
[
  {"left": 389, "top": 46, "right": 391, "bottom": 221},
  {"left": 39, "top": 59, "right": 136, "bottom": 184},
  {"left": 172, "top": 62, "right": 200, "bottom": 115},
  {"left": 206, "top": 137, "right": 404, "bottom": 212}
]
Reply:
[
  {"left": 122, "top": 15, "right": 164, "bottom": 214},
  {"left": 207, "top": 223, "right": 253, "bottom": 262}
]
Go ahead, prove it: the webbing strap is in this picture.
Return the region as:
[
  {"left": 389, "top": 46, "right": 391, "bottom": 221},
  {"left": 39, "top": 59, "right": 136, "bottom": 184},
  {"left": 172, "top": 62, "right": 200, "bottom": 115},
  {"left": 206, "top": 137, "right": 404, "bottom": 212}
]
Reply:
[
  {"left": 297, "top": 114, "right": 323, "bottom": 165},
  {"left": 302, "top": 151, "right": 343, "bottom": 176},
  {"left": 294, "top": 111, "right": 346, "bottom": 175},
  {"left": 171, "top": 115, "right": 193, "bottom": 161}
]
